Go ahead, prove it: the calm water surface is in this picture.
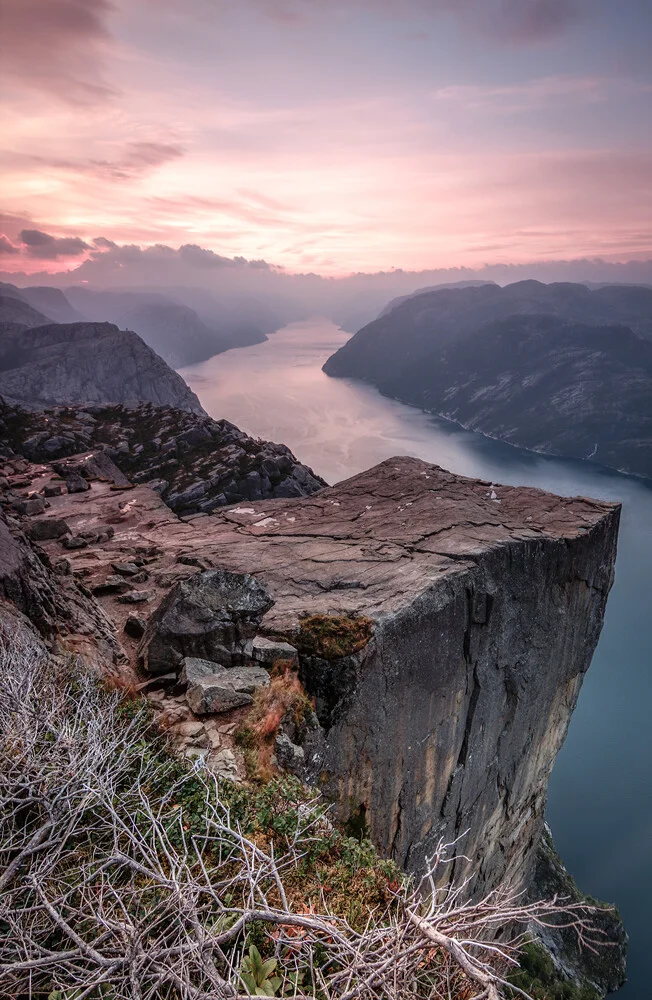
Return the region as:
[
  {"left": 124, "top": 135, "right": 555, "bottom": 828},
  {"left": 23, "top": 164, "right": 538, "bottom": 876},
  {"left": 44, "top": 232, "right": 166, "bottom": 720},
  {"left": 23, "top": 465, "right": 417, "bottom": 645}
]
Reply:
[{"left": 181, "top": 318, "right": 652, "bottom": 996}]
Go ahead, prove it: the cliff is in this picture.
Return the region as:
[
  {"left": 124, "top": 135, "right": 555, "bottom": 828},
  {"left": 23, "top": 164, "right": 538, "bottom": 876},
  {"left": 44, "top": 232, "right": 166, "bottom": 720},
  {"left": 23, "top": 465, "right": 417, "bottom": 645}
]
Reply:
[
  {"left": 0, "top": 448, "right": 624, "bottom": 992},
  {"left": 0, "top": 321, "right": 205, "bottom": 413},
  {"left": 3, "top": 450, "right": 618, "bottom": 883}
]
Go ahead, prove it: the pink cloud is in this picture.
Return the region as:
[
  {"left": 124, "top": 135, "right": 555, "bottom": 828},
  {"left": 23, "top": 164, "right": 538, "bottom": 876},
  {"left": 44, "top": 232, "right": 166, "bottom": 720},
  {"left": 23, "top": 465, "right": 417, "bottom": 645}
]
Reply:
[
  {"left": 0, "top": 0, "right": 116, "bottom": 103},
  {"left": 0, "top": 235, "right": 20, "bottom": 255}
]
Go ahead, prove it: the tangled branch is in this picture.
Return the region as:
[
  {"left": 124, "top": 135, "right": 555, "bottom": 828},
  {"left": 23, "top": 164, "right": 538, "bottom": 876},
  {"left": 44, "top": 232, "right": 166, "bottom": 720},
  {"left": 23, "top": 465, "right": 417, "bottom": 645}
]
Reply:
[{"left": 0, "top": 624, "right": 604, "bottom": 999}]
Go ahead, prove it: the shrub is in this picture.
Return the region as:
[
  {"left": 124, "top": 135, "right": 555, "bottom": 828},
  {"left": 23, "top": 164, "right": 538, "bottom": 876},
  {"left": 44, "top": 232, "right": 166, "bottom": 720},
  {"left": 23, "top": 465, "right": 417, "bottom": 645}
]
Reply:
[{"left": 0, "top": 626, "right": 604, "bottom": 1000}]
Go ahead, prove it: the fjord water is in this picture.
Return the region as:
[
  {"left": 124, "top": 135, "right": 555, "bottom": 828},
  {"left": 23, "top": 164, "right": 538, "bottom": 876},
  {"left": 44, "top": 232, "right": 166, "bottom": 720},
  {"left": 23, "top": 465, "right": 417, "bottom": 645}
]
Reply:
[{"left": 181, "top": 318, "right": 651, "bottom": 995}]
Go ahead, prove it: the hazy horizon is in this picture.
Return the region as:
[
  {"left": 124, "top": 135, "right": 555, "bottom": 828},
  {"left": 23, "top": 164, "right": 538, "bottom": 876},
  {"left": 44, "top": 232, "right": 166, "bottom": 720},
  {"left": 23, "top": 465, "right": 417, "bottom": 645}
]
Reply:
[{"left": 1, "top": 0, "right": 651, "bottom": 278}]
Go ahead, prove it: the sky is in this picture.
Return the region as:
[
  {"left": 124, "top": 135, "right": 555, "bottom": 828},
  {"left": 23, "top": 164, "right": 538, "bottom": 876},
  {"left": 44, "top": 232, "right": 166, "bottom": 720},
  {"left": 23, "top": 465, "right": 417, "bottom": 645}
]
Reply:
[{"left": 0, "top": 0, "right": 651, "bottom": 277}]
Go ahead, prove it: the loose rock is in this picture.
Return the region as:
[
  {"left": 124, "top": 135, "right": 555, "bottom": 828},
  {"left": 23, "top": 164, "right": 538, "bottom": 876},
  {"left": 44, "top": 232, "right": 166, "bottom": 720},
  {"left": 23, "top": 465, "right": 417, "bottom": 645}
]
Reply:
[
  {"left": 25, "top": 518, "right": 70, "bottom": 541},
  {"left": 124, "top": 614, "right": 147, "bottom": 639},
  {"left": 252, "top": 635, "right": 299, "bottom": 668},
  {"left": 185, "top": 664, "right": 270, "bottom": 715},
  {"left": 139, "top": 569, "right": 274, "bottom": 675}
]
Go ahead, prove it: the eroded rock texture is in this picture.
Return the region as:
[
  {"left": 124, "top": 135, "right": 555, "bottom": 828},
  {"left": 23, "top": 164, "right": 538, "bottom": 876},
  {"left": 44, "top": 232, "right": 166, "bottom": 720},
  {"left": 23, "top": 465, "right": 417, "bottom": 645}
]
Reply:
[
  {"left": 1, "top": 453, "right": 619, "bottom": 903},
  {"left": 0, "top": 399, "right": 326, "bottom": 516}
]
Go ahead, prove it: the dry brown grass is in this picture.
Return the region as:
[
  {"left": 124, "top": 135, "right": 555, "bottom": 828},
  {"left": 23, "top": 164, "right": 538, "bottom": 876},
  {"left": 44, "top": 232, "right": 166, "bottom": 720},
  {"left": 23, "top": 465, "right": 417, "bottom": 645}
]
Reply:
[{"left": 236, "top": 659, "right": 314, "bottom": 782}]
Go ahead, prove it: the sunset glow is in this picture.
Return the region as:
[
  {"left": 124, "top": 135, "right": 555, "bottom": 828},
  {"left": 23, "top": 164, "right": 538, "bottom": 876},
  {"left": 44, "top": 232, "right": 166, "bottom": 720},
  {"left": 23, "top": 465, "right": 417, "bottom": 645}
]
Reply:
[{"left": 1, "top": 0, "right": 651, "bottom": 277}]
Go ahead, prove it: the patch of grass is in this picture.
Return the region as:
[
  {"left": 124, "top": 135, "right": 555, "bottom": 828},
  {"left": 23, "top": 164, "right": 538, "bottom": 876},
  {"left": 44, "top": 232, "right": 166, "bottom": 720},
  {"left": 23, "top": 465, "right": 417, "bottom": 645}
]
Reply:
[{"left": 293, "top": 614, "right": 373, "bottom": 660}]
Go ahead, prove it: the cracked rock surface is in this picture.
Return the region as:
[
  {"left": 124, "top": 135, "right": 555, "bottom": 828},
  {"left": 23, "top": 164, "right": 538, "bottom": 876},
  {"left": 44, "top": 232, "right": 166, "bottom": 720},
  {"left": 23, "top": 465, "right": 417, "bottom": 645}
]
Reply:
[{"left": 0, "top": 452, "right": 619, "bottom": 905}]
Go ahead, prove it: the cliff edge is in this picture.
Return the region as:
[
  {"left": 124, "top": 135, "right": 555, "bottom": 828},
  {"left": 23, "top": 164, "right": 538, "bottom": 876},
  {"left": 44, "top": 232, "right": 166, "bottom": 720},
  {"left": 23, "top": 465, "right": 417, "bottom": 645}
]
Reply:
[{"left": 0, "top": 451, "right": 624, "bottom": 993}]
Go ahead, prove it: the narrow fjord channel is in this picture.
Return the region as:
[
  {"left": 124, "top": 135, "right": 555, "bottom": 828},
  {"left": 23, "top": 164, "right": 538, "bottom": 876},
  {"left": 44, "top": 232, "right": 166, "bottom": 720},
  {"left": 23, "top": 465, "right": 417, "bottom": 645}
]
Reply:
[{"left": 181, "top": 318, "right": 652, "bottom": 995}]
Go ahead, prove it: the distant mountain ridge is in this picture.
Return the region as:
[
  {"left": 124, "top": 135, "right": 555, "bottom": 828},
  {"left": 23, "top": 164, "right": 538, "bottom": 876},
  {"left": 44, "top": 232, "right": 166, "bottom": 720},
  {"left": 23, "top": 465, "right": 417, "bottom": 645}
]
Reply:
[
  {"left": 0, "top": 282, "right": 84, "bottom": 324},
  {"left": 64, "top": 287, "right": 268, "bottom": 367},
  {"left": 323, "top": 280, "right": 652, "bottom": 480}
]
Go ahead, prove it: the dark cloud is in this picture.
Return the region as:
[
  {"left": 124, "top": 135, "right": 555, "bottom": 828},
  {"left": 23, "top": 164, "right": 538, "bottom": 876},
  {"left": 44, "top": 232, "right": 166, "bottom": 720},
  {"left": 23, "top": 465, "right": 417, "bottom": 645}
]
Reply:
[
  {"left": 0, "top": 0, "right": 116, "bottom": 103},
  {"left": 257, "top": 0, "right": 584, "bottom": 43},
  {"left": 19, "top": 229, "right": 90, "bottom": 260},
  {"left": 0, "top": 235, "right": 20, "bottom": 255},
  {"left": 495, "top": 0, "right": 583, "bottom": 42}
]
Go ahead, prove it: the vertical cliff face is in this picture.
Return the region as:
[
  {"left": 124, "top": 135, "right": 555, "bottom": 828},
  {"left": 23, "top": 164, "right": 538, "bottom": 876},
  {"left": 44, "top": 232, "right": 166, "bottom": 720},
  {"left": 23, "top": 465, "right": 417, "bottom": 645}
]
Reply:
[
  {"left": 302, "top": 504, "right": 618, "bottom": 893},
  {"left": 131, "top": 455, "right": 618, "bottom": 896},
  {"left": 5, "top": 454, "right": 620, "bottom": 899}
]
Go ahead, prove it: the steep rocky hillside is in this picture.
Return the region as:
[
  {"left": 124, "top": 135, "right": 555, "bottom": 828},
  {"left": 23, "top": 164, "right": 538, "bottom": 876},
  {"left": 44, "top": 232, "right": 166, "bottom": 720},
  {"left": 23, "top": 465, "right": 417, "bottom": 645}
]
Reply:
[
  {"left": 0, "top": 321, "right": 205, "bottom": 413},
  {"left": 324, "top": 280, "right": 652, "bottom": 384},
  {"left": 0, "top": 398, "right": 326, "bottom": 515},
  {"left": 0, "top": 282, "right": 84, "bottom": 323},
  {"left": 324, "top": 280, "right": 652, "bottom": 479},
  {"left": 0, "top": 291, "right": 50, "bottom": 328},
  {"left": 65, "top": 287, "right": 269, "bottom": 366},
  {"left": 387, "top": 314, "right": 652, "bottom": 479}
]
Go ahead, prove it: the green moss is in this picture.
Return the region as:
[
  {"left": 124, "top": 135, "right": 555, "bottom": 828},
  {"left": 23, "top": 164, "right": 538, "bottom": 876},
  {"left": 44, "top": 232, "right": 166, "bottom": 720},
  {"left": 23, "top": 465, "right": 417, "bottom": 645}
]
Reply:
[
  {"left": 507, "top": 942, "right": 601, "bottom": 1000},
  {"left": 293, "top": 614, "right": 373, "bottom": 660}
]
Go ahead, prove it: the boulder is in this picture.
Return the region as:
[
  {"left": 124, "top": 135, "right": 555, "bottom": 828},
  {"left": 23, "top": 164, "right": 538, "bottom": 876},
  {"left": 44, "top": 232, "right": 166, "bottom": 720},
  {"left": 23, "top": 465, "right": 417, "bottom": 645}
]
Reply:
[
  {"left": 124, "top": 614, "right": 147, "bottom": 639},
  {"left": 12, "top": 496, "right": 47, "bottom": 516},
  {"left": 117, "top": 590, "right": 153, "bottom": 604},
  {"left": 252, "top": 635, "right": 299, "bottom": 668},
  {"left": 210, "top": 748, "right": 239, "bottom": 779},
  {"left": 43, "top": 483, "right": 64, "bottom": 497},
  {"left": 180, "top": 656, "right": 224, "bottom": 686},
  {"left": 25, "top": 517, "right": 70, "bottom": 541},
  {"left": 66, "top": 474, "right": 90, "bottom": 494},
  {"left": 111, "top": 561, "right": 140, "bottom": 576},
  {"left": 91, "top": 575, "right": 132, "bottom": 596},
  {"left": 170, "top": 720, "right": 205, "bottom": 738},
  {"left": 139, "top": 569, "right": 274, "bottom": 675},
  {"left": 185, "top": 664, "right": 270, "bottom": 715},
  {"left": 275, "top": 732, "right": 305, "bottom": 774},
  {"left": 62, "top": 534, "right": 87, "bottom": 550}
]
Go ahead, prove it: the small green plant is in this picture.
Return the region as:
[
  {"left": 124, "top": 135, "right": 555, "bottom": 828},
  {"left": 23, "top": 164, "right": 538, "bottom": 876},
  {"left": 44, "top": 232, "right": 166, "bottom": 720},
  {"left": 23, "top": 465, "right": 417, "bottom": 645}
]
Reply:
[{"left": 240, "top": 944, "right": 282, "bottom": 996}]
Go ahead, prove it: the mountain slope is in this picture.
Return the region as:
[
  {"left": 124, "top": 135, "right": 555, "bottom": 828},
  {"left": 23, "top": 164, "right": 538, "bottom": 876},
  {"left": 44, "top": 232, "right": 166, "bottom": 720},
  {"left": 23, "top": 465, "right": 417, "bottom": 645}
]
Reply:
[
  {"left": 386, "top": 313, "right": 652, "bottom": 478},
  {"left": 0, "top": 292, "right": 51, "bottom": 328},
  {"left": 323, "top": 280, "right": 652, "bottom": 479},
  {"left": 0, "top": 321, "right": 205, "bottom": 413},
  {"left": 65, "top": 288, "right": 267, "bottom": 366},
  {"left": 323, "top": 280, "right": 652, "bottom": 384},
  {"left": 0, "top": 283, "right": 83, "bottom": 324}
]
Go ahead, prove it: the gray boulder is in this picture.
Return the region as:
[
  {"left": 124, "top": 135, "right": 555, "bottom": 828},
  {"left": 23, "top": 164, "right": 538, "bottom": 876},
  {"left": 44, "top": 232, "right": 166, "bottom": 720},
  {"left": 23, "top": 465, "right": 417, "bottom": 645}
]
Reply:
[
  {"left": 180, "top": 656, "right": 223, "bottom": 685},
  {"left": 11, "top": 496, "right": 47, "bottom": 515},
  {"left": 66, "top": 474, "right": 90, "bottom": 494},
  {"left": 186, "top": 664, "right": 270, "bottom": 715},
  {"left": 25, "top": 517, "right": 70, "bottom": 541},
  {"left": 112, "top": 561, "right": 140, "bottom": 576},
  {"left": 139, "top": 568, "right": 274, "bottom": 675},
  {"left": 252, "top": 635, "right": 299, "bottom": 668},
  {"left": 91, "top": 575, "right": 132, "bottom": 596},
  {"left": 275, "top": 731, "right": 305, "bottom": 774}
]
